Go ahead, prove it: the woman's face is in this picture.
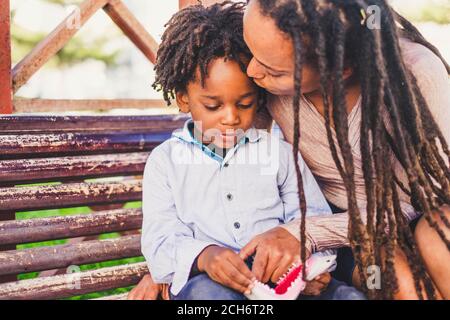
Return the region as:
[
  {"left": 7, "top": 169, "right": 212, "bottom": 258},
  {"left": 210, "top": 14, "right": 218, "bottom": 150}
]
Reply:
[{"left": 243, "top": 0, "right": 321, "bottom": 96}]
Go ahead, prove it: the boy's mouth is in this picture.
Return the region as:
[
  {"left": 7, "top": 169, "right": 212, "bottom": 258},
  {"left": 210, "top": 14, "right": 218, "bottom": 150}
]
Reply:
[
  {"left": 218, "top": 133, "right": 238, "bottom": 147},
  {"left": 220, "top": 132, "right": 238, "bottom": 138},
  {"left": 201, "top": 128, "right": 246, "bottom": 148},
  {"left": 219, "top": 130, "right": 244, "bottom": 144}
]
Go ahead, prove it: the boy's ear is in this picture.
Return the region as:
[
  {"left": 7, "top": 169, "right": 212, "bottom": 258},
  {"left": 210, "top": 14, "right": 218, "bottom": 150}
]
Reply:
[
  {"left": 176, "top": 91, "right": 190, "bottom": 113},
  {"left": 343, "top": 67, "right": 353, "bottom": 80}
]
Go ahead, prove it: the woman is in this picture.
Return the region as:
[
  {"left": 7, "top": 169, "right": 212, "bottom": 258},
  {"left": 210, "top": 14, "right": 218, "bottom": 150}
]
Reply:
[{"left": 130, "top": 0, "right": 449, "bottom": 300}]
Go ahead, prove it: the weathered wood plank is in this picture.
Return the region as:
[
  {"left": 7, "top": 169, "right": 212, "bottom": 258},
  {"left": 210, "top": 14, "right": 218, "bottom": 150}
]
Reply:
[
  {"left": 0, "top": 208, "right": 142, "bottom": 245},
  {"left": 0, "top": 235, "right": 141, "bottom": 276},
  {"left": 0, "top": 115, "right": 187, "bottom": 133},
  {"left": 0, "top": 152, "right": 149, "bottom": 184},
  {"left": 0, "top": 180, "right": 142, "bottom": 212},
  {"left": 0, "top": 262, "right": 148, "bottom": 300},
  {"left": 0, "top": 211, "right": 15, "bottom": 284},
  {"left": 0, "top": 132, "right": 167, "bottom": 159},
  {"left": 93, "top": 292, "right": 129, "bottom": 300},
  {"left": 13, "top": 98, "right": 173, "bottom": 113}
]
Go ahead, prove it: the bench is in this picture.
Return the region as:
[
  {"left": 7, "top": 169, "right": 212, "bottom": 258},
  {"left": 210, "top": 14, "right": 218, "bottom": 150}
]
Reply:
[{"left": 0, "top": 114, "right": 187, "bottom": 299}]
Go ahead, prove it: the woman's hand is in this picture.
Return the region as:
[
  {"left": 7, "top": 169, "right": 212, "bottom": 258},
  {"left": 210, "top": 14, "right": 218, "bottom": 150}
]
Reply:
[
  {"left": 302, "top": 272, "right": 331, "bottom": 296},
  {"left": 198, "top": 245, "right": 255, "bottom": 294},
  {"left": 239, "top": 226, "right": 311, "bottom": 284},
  {"left": 127, "top": 274, "right": 170, "bottom": 300}
]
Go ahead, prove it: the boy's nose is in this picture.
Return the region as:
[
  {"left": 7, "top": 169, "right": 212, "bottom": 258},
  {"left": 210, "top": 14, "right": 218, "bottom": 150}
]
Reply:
[
  {"left": 221, "top": 106, "right": 240, "bottom": 126},
  {"left": 247, "top": 58, "right": 265, "bottom": 80}
]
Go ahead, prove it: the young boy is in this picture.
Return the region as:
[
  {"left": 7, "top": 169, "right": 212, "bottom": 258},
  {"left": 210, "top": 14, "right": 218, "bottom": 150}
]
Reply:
[{"left": 141, "top": 2, "right": 364, "bottom": 300}]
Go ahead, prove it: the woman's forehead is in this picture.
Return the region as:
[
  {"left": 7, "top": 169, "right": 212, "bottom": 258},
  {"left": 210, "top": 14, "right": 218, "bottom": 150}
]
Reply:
[{"left": 243, "top": 3, "right": 294, "bottom": 71}]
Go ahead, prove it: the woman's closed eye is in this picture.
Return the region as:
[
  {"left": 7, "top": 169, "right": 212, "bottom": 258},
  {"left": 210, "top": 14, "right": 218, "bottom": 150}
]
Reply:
[{"left": 268, "top": 72, "right": 284, "bottom": 78}]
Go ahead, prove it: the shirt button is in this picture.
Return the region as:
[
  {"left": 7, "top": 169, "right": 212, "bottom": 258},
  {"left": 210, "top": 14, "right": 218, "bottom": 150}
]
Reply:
[
  {"left": 226, "top": 193, "right": 233, "bottom": 201},
  {"left": 224, "top": 163, "right": 229, "bottom": 167},
  {"left": 234, "top": 222, "right": 240, "bottom": 229}
]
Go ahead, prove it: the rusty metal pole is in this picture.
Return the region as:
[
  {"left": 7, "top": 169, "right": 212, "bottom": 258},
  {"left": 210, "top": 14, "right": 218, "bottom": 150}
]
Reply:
[
  {"left": 0, "top": 0, "right": 12, "bottom": 114},
  {"left": 0, "top": 0, "right": 15, "bottom": 284}
]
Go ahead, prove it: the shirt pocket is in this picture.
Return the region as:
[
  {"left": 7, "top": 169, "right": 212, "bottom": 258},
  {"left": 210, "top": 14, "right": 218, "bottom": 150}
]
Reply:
[{"left": 241, "top": 165, "right": 282, "bottom": 211}]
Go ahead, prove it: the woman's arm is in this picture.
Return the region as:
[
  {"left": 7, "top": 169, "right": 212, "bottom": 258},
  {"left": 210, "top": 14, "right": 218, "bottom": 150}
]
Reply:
[
  {"left": 268, "top": 41, "right": 450, "bottom": 254},
  {"left": 279, "top": 213, "right": 350, "bottom": 252}
]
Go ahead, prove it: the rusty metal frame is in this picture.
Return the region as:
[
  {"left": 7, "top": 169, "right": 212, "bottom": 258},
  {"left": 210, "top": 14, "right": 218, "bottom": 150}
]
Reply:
[
  {"left": 8, "top": 0, "right": 160, "bottom": 112},
  {"left": 0, "top": 1, "right": 12, "bottom": 114},
  {"left": 0, "top": 1, "right": 14, "bottom": 285}
]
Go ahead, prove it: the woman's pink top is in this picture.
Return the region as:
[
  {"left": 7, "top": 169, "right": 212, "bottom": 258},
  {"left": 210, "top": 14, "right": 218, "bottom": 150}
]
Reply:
[{"left": 266, "top": 38, "right": 450, "bottom": 251}]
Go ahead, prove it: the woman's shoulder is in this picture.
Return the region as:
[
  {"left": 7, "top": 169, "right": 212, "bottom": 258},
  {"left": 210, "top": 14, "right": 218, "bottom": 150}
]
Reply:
[
  {"left": 399, "top": 37, "right": 448, "bottom": 84},
  {"left": 399, "top": 37, "right": 450, "bottom": 142}
]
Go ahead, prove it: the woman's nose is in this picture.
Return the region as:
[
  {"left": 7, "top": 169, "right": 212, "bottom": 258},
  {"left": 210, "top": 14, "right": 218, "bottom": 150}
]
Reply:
[{"left": 247, "top": 58, "right": 265, "bottom": 80}]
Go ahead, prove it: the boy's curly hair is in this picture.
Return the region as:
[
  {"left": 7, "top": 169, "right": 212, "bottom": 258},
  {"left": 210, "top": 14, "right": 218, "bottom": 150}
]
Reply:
[{"left": 153, "top": 1, "right": 256, "bottom": 106}]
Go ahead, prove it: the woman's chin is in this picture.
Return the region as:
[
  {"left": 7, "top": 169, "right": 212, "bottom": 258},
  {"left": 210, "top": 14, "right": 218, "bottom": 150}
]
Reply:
[{"left": 260, "top": 84, "right": 294, "bottom": 96}]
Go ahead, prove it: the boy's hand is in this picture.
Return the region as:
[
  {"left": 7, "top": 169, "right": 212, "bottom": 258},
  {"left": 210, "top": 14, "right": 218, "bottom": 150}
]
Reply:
[
  {"left": 302, "top": 272, "right": 331, "bottom": 296},
  {"left": 239, "top": 227, "right": 311, "bottom": 284},
  {"left": 127, "top": 274, "right": 170, "bottom": 300},
  {"left": 198, "top": 245, "right": 255, "bottom": 294}
]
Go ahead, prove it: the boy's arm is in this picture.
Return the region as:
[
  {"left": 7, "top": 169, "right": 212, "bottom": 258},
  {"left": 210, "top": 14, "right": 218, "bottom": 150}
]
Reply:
[{"left": 141, "top": 150, "right": 217, "bottom": 295}]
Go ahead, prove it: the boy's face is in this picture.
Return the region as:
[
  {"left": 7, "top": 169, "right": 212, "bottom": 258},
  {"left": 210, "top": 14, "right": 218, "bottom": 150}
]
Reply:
[{"left": 176, "top": 58, "right": 259, "bottom": 149}]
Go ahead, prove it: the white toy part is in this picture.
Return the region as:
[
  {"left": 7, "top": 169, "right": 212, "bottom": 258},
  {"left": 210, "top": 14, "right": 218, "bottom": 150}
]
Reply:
[
  {"left": 245, "top": 253, "right": 337, "bottom": 300},
  {"left": 305, "top": 253, "right": 337, "bottom": 281}
]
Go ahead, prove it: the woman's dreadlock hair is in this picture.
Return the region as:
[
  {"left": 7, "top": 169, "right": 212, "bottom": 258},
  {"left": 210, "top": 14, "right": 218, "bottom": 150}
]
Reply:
[
  {"left": 252, "top": 0, "right": 450, "bottom": 299},
  {"left": 153, "top": 1, "right": 265, "bottom": 109}
]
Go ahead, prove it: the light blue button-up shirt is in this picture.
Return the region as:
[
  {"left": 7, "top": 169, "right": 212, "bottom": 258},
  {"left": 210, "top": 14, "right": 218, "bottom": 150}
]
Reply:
[{"left": 141, "top": 119, "right": 332, "bottom": 295}]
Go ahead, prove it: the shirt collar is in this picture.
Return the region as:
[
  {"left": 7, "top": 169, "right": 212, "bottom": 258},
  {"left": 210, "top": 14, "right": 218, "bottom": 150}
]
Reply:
[{"left": 172, "top": 119, "right": 262, "bottom": 163}]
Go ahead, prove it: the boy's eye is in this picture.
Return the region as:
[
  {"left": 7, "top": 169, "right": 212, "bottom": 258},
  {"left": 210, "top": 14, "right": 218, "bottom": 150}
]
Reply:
[
  {"left": 204, "top": 105, "right": 220, "bottom": 111},
  {"left": 237, "top": 102, "right": 254, "bottom": 109}
]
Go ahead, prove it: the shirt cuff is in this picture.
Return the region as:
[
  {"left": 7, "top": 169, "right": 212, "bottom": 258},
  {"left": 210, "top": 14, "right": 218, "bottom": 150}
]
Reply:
[
  {"left": 170, "top": 240, "right": 217, "bottom": 296},
  {"left": 280, "top": 214, "right": 350, "bottom": 252}
]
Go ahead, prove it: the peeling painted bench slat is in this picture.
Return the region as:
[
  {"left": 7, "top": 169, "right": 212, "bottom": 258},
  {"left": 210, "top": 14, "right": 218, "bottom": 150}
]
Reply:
[
  {"left": 0, "top": 115, "right": 187, "bottom": 133},
  {"left": 93, "top": 292, "right": 129, "bottom": 300},
  {"left": 0, "top": 180, "right": 142, "bottom": 212},
  {"left": 0, "top": 152, "right": 149, "bottom": 184},
  {"left": 0, "top": 208, "right": 142, "bottom": 245},
  {"left": 0, "top": 262, "right": 149, "bottom": 300},
  {"left": 0, "top": 132, "right": 166, "bottom": 159},
  {"left": 0, "top": 235, "right": 141, "bottom": 276},
  {"left": 0, "top": 115, "right": 173, "bottom": 299}
]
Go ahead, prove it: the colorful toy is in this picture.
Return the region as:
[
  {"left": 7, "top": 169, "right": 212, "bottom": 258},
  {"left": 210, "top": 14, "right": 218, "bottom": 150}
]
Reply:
[{"left": 245, "top": 253, "right": 337, "bottom": 300}]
